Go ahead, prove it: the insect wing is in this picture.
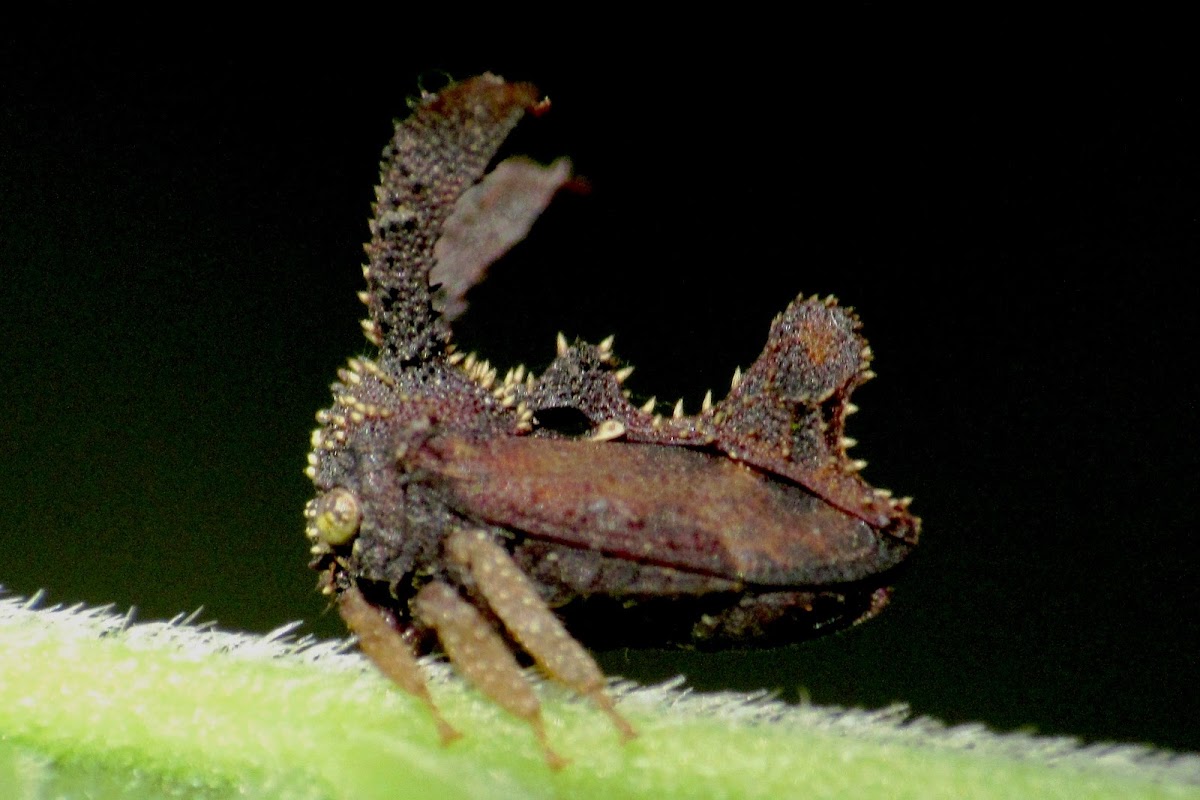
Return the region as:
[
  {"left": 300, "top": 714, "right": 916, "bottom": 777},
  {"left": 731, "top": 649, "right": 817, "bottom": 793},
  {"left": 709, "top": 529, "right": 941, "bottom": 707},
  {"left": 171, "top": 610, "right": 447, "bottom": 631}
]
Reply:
[{"left": 418, "top": 434, "right": 908, "bottom": 586}]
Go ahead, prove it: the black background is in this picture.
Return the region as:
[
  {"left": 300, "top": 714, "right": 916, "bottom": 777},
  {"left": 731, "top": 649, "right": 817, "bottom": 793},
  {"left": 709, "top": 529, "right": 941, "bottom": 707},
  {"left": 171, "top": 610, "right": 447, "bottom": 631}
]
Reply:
[{"left": 3, "top": 20, "right": 1196, "bottom": 754}]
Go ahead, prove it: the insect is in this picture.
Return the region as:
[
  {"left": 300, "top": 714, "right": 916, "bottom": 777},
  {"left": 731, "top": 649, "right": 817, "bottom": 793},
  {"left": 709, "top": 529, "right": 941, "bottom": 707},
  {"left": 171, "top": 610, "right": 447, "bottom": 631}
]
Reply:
[{"left": 304, "top": 74, "right": 920, "bottom": 768}]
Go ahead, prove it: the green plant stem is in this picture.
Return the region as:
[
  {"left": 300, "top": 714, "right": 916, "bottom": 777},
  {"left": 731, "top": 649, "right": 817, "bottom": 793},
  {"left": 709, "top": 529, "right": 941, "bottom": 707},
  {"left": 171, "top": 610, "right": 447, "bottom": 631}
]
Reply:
[{"left": 1, "top": 594, "right": 1197, "bottom": 799}]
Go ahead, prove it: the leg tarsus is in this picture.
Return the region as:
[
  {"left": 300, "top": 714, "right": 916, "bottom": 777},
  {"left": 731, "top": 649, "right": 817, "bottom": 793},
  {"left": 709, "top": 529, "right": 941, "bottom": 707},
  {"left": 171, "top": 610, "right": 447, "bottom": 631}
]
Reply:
[
  {"left": 588, "top": 688, "right": 638, "bottom": 743},
  {"left": 530, "top": 720, "right": 570, "bottom": 771},
  {"left": 431, "top": 715, "right": 464, "bottom": 747}
]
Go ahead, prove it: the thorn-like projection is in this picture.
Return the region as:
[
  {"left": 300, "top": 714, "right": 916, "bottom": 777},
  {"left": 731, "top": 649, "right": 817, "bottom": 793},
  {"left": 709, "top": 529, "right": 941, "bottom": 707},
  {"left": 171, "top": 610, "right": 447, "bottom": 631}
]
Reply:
[
  {"left": 731, "top": 366, "right": 742, "bottom": 390},
  {"left": 360, "top": 319, "right": 382, "bottom": 346},
  {"left": 598, "top": 334, "right": 615, "bottom": 354},
  {"left": 614, "top": 366, "right": 634, "bottom": 384},
  {"left": 701, "top": 390, "right": 713, "bottom": 413},
  {"left": 465, "top": 358, "right": 496, "bottom": 389},
  {"left": 852, "top": 459, "right": 868, "bottom": 472},
  {"left": 589, "top": 420, "right": 626, "bottom": 441},
  {"left": 556, "top": 332, "right": 568, "bottom": 357},
  {"left": 841, "top": 437, "right": 858, "bottom": 449},
  {"left": 640, "top": 396, "right": 656, "bottom": 414},
  {"left": 672, "top": 398, "right": 685, "bottom": 419}
]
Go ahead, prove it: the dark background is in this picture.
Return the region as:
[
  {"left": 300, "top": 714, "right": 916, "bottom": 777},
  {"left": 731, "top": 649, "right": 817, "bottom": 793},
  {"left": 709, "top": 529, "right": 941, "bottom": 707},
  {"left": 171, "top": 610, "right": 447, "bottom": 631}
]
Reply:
[{"left": 3, "top": 22, "right": 1196, "bottom": 754}]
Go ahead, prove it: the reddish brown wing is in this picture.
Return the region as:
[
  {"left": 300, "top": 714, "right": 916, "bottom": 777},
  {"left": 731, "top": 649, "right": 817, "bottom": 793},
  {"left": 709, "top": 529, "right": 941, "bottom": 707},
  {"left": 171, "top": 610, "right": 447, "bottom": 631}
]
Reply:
[{"left": 416, "top": 433, "right": 910, "bottom": 586}]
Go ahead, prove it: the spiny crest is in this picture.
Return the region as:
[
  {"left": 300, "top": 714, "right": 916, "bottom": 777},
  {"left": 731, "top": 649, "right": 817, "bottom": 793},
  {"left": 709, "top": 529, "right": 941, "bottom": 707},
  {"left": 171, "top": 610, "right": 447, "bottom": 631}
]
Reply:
[
  {"left": 361, "top": 74, "right": 541, "bottom": 366},
  {"left": 508, "top": 296, "right": 917, "bottom": 543}
]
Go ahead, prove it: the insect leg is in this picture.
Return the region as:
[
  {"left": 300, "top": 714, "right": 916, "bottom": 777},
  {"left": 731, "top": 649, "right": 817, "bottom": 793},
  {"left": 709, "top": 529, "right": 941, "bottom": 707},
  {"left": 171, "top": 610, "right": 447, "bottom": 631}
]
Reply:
[
  {"left": 337, "top": 583, "right": 461, "bottom": 745},
  {"left": 413, "top": 580, "right": 568, "bottom": 770},
  {"left": 446, "top": 529, "right": 637, "bottom": 742}
]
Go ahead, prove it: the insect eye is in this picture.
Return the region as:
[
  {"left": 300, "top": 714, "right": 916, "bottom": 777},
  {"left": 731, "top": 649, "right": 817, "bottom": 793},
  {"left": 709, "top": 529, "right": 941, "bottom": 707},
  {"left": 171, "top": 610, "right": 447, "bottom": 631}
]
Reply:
[{"left": 313, "top": 487, "right": 363, "bottom": 546}]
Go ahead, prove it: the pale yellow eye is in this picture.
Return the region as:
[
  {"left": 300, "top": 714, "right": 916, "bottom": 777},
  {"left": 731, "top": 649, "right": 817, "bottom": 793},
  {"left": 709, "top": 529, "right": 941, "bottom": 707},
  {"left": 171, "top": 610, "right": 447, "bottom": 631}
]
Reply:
[{"left": 313, "top": 487, "right": 362, "bottom": 546}]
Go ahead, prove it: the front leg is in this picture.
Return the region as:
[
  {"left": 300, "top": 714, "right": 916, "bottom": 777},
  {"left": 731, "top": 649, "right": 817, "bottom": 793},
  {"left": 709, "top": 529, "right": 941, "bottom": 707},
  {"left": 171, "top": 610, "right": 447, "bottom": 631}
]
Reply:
[{"left": 336, "top": 583, "right": 461, "bottom": 746}]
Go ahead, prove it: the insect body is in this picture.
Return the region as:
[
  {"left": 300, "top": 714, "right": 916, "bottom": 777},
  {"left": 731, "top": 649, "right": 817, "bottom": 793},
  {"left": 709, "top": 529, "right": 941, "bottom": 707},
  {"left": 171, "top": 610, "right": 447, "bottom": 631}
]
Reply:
[{"left": 305, "top": 74, "right": 919, "bottom": 768}]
